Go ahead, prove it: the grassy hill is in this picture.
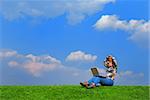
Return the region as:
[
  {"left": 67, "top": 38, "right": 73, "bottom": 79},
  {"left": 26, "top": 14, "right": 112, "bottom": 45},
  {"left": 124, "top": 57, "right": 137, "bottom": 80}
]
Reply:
[{"left": 0, "top": 86, "right": 149, "bottom": 100}]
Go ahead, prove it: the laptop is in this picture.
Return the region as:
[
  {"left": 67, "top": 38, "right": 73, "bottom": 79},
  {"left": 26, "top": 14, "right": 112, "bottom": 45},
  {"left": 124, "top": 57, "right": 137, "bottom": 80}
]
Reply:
[{"left": 91, "top": 67, "right": 106, "bottom": 78}]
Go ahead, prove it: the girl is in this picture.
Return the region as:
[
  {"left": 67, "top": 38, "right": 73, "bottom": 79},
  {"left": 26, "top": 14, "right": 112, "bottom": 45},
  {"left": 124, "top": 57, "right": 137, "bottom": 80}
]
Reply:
[{"left": 80, "top": 55, "right": 117, "bottom": 88}]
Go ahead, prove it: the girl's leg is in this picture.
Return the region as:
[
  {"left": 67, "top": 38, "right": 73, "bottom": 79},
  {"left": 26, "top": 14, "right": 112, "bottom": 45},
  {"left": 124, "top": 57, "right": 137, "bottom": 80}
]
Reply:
[
  {"left": 87, "top": 76, "right": 101, "bottom": 88},
  {"left": 80, "top": 76, "right": 101, "bottom": 88},
  {"left": 88, "top": 76, "right": 100, "bottom": 85},
  {"left": 100, "top": 78, "right": 114, "bottom": 86},
  {"left": 86, "top": 83, "right": 96, "bottom": 89}
]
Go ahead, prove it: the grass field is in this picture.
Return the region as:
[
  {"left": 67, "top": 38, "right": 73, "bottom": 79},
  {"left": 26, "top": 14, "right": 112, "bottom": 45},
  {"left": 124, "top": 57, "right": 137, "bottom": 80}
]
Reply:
[{"left": 0, "top": 86, "right": 149, "bottom": 100}]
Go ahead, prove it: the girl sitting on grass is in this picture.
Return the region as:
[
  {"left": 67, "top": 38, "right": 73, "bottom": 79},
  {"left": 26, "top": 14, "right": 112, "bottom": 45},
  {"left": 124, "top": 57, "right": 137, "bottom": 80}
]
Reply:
[{"left": 80, "top": 55, "right": 118, "bottom": 89}]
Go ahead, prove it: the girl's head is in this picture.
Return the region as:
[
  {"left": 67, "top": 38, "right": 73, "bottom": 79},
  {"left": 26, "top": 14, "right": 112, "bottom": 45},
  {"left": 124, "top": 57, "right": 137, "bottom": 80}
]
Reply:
[{"left": 105, "top": 55, "right": 114, "bottom": 67}]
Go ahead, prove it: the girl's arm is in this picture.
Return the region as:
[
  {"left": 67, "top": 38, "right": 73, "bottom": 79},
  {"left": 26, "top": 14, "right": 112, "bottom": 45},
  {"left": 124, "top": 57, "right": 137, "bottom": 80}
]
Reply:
[{"left": 106, "top": 68, "right": 116, "bottom": 80}]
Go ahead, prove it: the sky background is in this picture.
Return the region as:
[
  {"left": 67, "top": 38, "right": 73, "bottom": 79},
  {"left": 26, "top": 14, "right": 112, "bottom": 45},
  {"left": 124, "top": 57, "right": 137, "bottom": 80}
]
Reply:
[{"left": 0, "top": 0, "right": 149, "bottom": 85}]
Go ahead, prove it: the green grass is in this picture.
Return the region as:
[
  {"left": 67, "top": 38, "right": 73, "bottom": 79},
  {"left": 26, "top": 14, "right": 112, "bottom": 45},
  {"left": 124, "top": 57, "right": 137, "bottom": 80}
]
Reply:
[{"left": 0, "top": 86, "right": 149, "bottom": 100}]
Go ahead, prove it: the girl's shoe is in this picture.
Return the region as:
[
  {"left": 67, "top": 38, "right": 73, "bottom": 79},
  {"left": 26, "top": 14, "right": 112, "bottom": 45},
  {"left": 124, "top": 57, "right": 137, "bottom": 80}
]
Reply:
[
  {"left": 80, "top": 82, "right": 89, "bottom": 88},
  {"left": 80, "top": 82, "right": 85, "bottom": 87},
  {"left": 86, "top": 83, "right": 96, "bottom": 89}
]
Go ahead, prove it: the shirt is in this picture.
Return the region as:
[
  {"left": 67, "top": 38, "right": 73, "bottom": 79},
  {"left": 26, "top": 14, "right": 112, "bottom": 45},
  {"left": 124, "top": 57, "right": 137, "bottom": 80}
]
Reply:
[{"left": 106, "top": 67, "right": 117, "bottom": 80}]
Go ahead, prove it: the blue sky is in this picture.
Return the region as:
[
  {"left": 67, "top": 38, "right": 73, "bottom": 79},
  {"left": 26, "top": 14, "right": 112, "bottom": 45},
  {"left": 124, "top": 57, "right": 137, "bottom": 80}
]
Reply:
[{"left": 0, "top": 0, "right": 149, "bottom": 85}]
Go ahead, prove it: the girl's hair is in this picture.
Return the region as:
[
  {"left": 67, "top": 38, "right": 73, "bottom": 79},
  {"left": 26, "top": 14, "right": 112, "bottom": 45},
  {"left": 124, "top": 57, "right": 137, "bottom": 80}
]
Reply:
[{"left": 105, "top": 55, "right": 117, "bottom": 68}]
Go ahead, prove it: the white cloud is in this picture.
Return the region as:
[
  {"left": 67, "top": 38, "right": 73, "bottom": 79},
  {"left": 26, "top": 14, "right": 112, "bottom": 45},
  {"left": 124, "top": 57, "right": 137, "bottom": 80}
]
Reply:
[
  {"left": 22, "top": 61, "right": 62, "bottom": 77},
  {"left": 0, "top": 0, "right": 115, "bottom": 24},
  {"left": 115, "top": 70, "right": 147, "bottom": 85},
  {"left": 25, "top": 54, "right": 61, "bottom": 64},
  {"left": 66, "top": 51, "right": 97, "bottom": 62},
  {"left": 0, "top": 49, "right": 91, "bottom": 79},
  {"left": 8, "top": 61, "right": 19, "bottom": 67},
  {"left": 94, "top": 15, "right": 150, "bottom": 47},
  {"left": 0, "top": 49, "right": 92, "bottom": 84},
  {"left": 1, "top": 49, "right": 148, "bottom": 85},
  {"left": 0, "top": 49, "right": 17, "bottom": 58},
  {"left": 88, "top": 68, "right": 148, "bottom": 85},
  {"left": 1, "top": 49, "right": 62, "bottom": 76}
]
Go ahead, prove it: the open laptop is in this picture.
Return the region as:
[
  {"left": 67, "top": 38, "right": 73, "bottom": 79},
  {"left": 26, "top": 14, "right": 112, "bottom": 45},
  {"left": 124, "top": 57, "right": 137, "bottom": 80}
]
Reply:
[{"left": 91, "top": 67, "right": 106, "bottom": 78}]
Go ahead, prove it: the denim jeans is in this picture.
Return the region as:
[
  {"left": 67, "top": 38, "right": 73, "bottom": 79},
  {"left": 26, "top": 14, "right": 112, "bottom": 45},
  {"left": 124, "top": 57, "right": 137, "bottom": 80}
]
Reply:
[{"left": 88, "top": 76, "right": 114, "bottom": 86}]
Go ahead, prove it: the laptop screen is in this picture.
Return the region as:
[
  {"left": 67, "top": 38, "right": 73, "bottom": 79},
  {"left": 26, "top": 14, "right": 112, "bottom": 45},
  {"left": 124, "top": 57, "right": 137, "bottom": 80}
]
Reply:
[{"left": 91, "top": 68, "right": 99, "bottom": 76}]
